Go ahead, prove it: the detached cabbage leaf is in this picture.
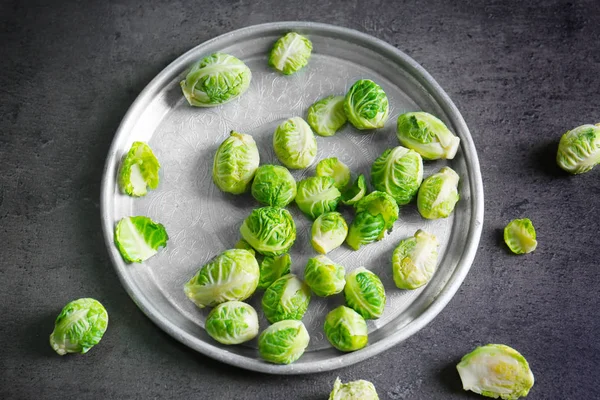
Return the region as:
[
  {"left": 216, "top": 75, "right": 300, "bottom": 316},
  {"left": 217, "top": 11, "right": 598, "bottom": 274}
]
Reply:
[
  {"left": 118, "top": 141, "right": 160, "bottom": 197},
  {"left": 114, "top": 216, "right": 168, "bottom": 263},
  {"left": 504, "top": 218, "right": 537, "bottom": 254},
  {"left": 341, "top": 174, "right": 367, "bottom": 206}
]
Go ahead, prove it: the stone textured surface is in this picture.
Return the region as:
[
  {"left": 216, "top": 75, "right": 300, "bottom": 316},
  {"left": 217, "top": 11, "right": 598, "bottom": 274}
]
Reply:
[{"left": 1, "top": 0, "right": 599, "bottom": 398}]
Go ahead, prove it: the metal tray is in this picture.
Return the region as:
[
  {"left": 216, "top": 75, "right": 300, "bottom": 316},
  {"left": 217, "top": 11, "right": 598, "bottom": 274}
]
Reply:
[{"left": 101, "top": 22, "right": 484, "bottom": 374}]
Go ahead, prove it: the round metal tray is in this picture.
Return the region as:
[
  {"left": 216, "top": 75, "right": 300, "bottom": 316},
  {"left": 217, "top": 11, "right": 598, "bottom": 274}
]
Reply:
[{"left": 101, "top": 22, "right": 484, "bottom": 374}]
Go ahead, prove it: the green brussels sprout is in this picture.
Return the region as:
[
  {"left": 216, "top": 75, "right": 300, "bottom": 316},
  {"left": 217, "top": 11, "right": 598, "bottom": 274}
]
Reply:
[
  {"left": 118, "top": 141, "right": 160, "bottom": 197},
  {"left": 324, "top": 306, "right": 368, "bottom": 352},
  {"left": 556, "top": 123, "right": 600, "bottom": 174},
  {"left": 205, "top": 301, "right": 259, "bottom": 345},
  {"left": 346, "top": 212, "right": 386, "bottom": 251},
  {"left": 234, "top": 238, "right": 255, "bottom": 255},
  {"left": 251, "top": 164, "right": 296, "bottom": 207},
  {"left": 213, "top": 131, "right": 260, "bottom": 195},
  {"left": 371, "top": 146, "right": 423, "bottom": 205},
  {"left": 295, "top": 176, "right": 342, "bottom": 219},
  {"left": 457, "top": 344, "right": 535, "bottom": 400},
  {"left": 184, "top": 249, "right": 259, "bottom": 308},
  {"left": 316, "top": 157, "right": 351, "bottom": 190},
  {"left": 258, "top": 253, "right": 292, "bottom": 290},
  {"left": 355, "top": 191, "right": 400, "bottom": 233},
  {"left": 396, "top": 112, "right": 461, "bottom": 160},
  {"left": 269, "top": 32, "right": 312, "bottom": 75},
  {"left": 258, "top": 320, "right": 310, "bottom": 364},
  {"left": 329, "top": 378, "right": 379, "bottom": 400},
  {"left": 307, "top": 95, "right": 347, "bottom": 136},
  {"left": 262, "top": 274, "right": 311, "bottom": 323},
  {"left": 344, "top": 267, "right": 386, "bottom": 320},
  {"left": 392, "top": 230, "right": 439, "bottom": 289},
  {"left": 273, "top": 117, "right": 317, "bottom": 169},
  {"left": 417, "top": 167, "right": 460, "bottom": 219},
  {"left": 180, "top": 53, "right": 251, "bottom": 107},
  {"left": 344, "top": 79, "right": 389, "bottom": 130},
  {"left": 240, "top": 207, "right": 296, "bottom": 256},
  {"left": 311, "top": 212, "right": 348, "bottom": 254},
  {"left": 304, "top": 255, "right": 346, "bottom": 296},
  {"left": 114, "top": 216, "right": 168, "bottom": 263},
  {"left": 504, "top": 218, "right": 537, "bottom": 254},
  {"left": 341, "top": 174, "right": 367, "bottom": 206},
  {"left": 49, "top": 298, "right": 108, "bottom": 355}
]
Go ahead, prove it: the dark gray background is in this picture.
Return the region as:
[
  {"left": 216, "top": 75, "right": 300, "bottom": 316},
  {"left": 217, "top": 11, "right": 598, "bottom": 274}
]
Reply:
[{"left": 1, "top": 0, "right": 599, "bottom": 398}]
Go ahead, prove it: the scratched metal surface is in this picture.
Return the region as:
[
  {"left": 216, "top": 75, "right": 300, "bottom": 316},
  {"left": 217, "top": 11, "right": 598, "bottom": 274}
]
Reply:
[{"left": 100, "top": 22, "right": 483, "bottom": 374}]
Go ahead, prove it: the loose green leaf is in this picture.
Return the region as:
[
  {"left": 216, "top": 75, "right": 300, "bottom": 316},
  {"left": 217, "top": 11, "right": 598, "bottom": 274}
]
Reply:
[
  {"left": 118, "top": 142, "right": 160, "bottom": 197},
  {"left": 504, "top": 218, "right": 537, "bottom": 254},
  {"left": 341, "top": 174, "right": 367, "bottom": 206},
  {"left": 114, "top": 216, "right": 168, "bottom": 263}
]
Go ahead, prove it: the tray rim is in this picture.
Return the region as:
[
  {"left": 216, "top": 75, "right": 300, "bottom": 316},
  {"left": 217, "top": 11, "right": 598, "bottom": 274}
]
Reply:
[{"left": 100, "top": 21, "right": 484, "bottom": 375}]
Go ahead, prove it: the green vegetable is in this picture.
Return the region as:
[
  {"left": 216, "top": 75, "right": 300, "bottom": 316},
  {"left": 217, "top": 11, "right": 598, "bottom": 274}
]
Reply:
[
  {"left": 234, "top": 239, "right": 255, "bottom": 255},
  {"left": 344, "top": 267, "right": 385, "bottom": 320},
  {"left": 205, "top": 301, "right": 259, "bottom": 345},
  {"left": 346, "top": 191, "right": 399, "bottom": 250},
  {"left": 49, "top": 298, "right": 108, "bottom": 355},
  {"left": 392, "top": 230, "right": 439, "bottom": 289},
  {"left": 396, "top": 112, "right": 460, "bottom": 160},
  {"left": 258, "top": 320, "right": 310, "bottom": 364},
  {"left": 556, "top": 123, "right": 600, "bottom": 174},
  {"left": 324, "top": 306, "right": 368, "bottom": 352},
  {"left": 311, "top": 212, "right": 348, "bottom": 254},
  {"left": 258, "top": 253, "right": 292, "bottom": 290},
  {"left": 213, "top": 131, "right": 260, "bottom": 195},
  {"left": 329, "top": 378, "right": 379, "bottom": 400},
  {"left": 114, "top": 216, "right": 168, "bottom": 263},
  {"left": 504, "top": 219, "right": 537, "bottom": 254},
  {"left": 262, "top": 274, "right": 311, "bottom": 323},
  {"left": 304, "top": 255, "right": 346, "bottom": 296},
  {"left": 344, "top": 79, "right": 389, "bottom": 130},
  {"left": 180, "top": 53, "right": 251, "bottom": 107},
  {"left": 269, "top": 32, "right": 312, "bottom": 75},
  {"left": 457, "top": 344, "right": 535, "bottom": 400},
  {"left": 316, "top": 157, "right": 351, "bottom": 190},
  {"left": 355, "top": 191, "right": 399, "bottom": 233},
  {"left": 417, "top": 167, "right": 460, "bottom": 219},
  {"left": 184, "top": 249, "right": 259, "bottom": 308},
  {"left": 307, "top": 95, "right": 347, "bottom": 136},
  {"left": 341, "top": 174, "right": 367, "bottom": 206},
  {"left": 240, "top": 207, "right": 296, "bottom": 256},
  {"left": 251, "top": 165, "right": 296, "bottom": 207},
  {"left": 371, "top": 146, "right": 423, "bottom": 205},
  {"left": 295, "top": 176, "right": 342, "bottom": 219},
  {"left": 118, "top": 141, "right": 160, "bottom": 197},
  {"left": 273, "top": 117, "right": 317, "bottom": 169}
]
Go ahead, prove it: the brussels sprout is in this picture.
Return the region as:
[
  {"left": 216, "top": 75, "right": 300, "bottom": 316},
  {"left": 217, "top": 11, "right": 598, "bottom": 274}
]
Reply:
[
  {"left": 295, "top": 176, "right": 342, "bottom": 219},
  {"left": 311, "top": 212, "right": 348, "bottom": 254},
  {"left": 184, "top": 249, "right": 259, "bottom": 308},
  {"left": 180, "top": 53, "right": 251, "bottom": 107},
  {"left": 273, "top": 117, "right": 318, "bottom": 169},
  {"left": 304, "top": 255, "right": 346, "bottom": 296},
  {"left": 457, "top": 344, "right": 535, "bottom": 400},
  {"left": 213, "top": 131, "right": 260, "bottom": 195},
  {"left": 341, "top": 174, "right": 367, "bottom": 206},
  {"left": 417, "top": 167, "right": 460, "bottom": 219},
  {"left": 114, "top": 216, "right": 168, "bottom": 263},
  {"left": 392, "top": 230, "right": 439, "bottom": 289},
  {"left": 251, "top": 164, "right": 296, "bottom": 207},
  {"left": 262, "top": 274, "right": 311, "bottom": 323},
  {"left": 49, "top": 298, "right": 108, "bottom": 355},
  {"left": 556, "top": 123, "right": 600, "bottom": 174},
  {"left": 234, "top": 238, "right": 255, "bottom": 255},
  {"left": 307, "top": 95, "right": 347, "bottom": 137},
  {"left": 118, "top": 141, "right": 160, "bottom": 197},
  {"left": 329, "top": 378, "right": 379, "bottom": 400},
  {"left": 240, "top": 207, "right": 296, "bottom": 257},
  {"left": 258, "top": 320, "right": 310, "bottom": 364},
  {"left": 504, "top": 219, "right": 537, "bottom": 254},
  {"left": 324, "top": 306, "right": 368, "bottom": 352},
  {"left": 205, "top": 301, "right": 259, "bottom": 345},
  {"left": 344, "top": 79, "right": 389, "bottom": 130},
  {"left": 269, "top": 32, "right": 312, "bottom": 75},
  {"left": 344, "top": 267, "right": 386, "bottom": 319},
  {"left": 258, "top": 253, "right": 292, "bottom": 290},
  {"left": 316, "top": 157, "right": 351, "bottom": 190},
  {"left": 396, "top": 112, "right": 461, "bottom": 160},
  {"left": 346, "top": 212, "right": 386, "bottom": 251},
  {"left": 355, "top": 191, "right": 399, "bottom": 233},
  {"left": 371, "top": 146, "right": 423, "bottom": 205}
]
